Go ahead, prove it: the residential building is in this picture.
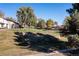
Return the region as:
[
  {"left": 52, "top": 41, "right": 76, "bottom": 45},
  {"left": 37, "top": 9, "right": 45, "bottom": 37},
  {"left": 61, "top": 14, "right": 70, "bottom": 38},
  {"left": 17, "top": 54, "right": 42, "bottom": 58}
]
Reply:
[{"left": 0, "top": 18, "right": 19, "bottom": 29}]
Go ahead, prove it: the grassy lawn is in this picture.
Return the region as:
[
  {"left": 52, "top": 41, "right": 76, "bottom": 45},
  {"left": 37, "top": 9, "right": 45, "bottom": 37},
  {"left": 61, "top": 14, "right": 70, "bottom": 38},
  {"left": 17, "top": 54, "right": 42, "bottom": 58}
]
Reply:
[
  {"left": 11, "top": 28, "right": 67, "bottom": 41},
  {"left": 0, "top": 28, "right": 67, "bottom": 56}
]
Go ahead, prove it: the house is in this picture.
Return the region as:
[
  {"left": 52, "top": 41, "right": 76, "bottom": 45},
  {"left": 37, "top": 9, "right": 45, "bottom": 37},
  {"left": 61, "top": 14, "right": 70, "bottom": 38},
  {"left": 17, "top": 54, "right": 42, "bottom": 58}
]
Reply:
[{"left": 0, "top": 18, "right": 19, "bottom": 29}]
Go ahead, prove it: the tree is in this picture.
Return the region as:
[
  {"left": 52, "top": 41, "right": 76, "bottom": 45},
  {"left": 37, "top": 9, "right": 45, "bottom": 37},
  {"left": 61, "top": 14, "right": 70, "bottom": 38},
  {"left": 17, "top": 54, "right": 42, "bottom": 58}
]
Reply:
[
  {"left": 16, "top": 7, "right": 37, "bottom": 27},
  {"left": 16, "top": 7, "right": 27, "bottom": 27},
  {"left": 0, "top": 11, "right": 4, "bottom": 18},
  {"left": 63, "top": 3, "right": 79, "bottom": 47},
  {"left": 64, "top": 3, "right": 79, "bottom": 34},
  {"left": 37, "top": 19, "right": 46, "bottom": 29},
  {"left": 46, "top": 19, "right": 54, "bottom": 29},
  {"left": 5, "top": 17, "right": 15, "bottom": 22},
  {"left": 54, "top": 21, "right": 58, "bottom": 26},
  {"left": 26, "top": 7, "right": 37, "bottom": 27},
  {"left": 63, "top": 16, "right": 74, "bottom": 33},
  {"left": 54, "top": 21, "right": 59, "bottom": 29},
  {"left": 29, "top": 17, "right": 37, "bottom": 26}
]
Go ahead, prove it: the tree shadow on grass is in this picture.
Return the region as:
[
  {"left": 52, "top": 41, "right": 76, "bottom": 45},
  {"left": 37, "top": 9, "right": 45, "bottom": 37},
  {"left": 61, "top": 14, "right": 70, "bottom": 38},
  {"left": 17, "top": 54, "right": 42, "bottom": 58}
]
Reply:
[{"left": 14, "top": 32, "right": 68, "bottom": 53}]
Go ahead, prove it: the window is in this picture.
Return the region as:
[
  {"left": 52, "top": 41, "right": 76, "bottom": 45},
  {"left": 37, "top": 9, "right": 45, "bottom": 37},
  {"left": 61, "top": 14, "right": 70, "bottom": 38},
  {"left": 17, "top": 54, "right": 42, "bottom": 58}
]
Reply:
[{"left": 1, "top": 23, "right": 4, "bottom": 28}]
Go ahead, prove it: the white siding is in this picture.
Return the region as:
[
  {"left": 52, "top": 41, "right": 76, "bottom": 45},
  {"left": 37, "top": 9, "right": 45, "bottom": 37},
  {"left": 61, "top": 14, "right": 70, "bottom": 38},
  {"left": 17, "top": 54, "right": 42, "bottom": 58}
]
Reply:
[
  {"left": 0, "top": 18, "right": 18, "bottom": 29},
  {"left": 7, "top": 21, "right": 15, "bottom": 29},
  {"left": 0, "top": 18, "right": 8, "bottom": 28},
  {"left": 0, "top": 18, "right": 12, "bottom": 29}
]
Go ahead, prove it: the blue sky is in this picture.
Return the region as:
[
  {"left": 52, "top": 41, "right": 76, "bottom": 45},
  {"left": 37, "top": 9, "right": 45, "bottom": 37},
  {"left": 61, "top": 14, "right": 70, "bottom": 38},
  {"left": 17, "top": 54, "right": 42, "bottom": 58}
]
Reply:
[{"left": 0, "top": 3, "right": 72, "bottom": 25}]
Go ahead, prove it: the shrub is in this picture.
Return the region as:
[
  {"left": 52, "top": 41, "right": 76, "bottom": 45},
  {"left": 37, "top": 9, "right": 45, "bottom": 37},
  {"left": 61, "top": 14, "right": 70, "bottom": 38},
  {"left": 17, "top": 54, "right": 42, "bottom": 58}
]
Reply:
[{"left": 67, "top": 34, "right": 79, "bottom": 48}]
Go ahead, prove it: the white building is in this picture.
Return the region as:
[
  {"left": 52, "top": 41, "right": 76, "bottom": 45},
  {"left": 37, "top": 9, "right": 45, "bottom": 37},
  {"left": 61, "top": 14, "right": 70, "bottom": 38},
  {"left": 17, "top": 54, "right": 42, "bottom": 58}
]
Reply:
[{"left": 0, "top": 18, "right": 19, "bottom": 29}]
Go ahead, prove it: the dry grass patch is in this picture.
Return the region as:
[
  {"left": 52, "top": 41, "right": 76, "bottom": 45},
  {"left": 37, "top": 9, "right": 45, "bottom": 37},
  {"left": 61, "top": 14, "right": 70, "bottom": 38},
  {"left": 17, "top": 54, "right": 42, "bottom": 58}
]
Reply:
[{"left": 0, "top": 28, "right": 67, "bottom": 56}]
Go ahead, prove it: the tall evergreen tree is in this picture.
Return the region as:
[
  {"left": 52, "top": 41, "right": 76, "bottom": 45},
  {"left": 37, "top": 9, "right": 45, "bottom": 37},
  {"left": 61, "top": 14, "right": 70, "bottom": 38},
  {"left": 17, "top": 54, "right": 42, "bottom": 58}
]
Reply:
[{"left": 64, "top": 3, "right": 79, "bottom": 34}]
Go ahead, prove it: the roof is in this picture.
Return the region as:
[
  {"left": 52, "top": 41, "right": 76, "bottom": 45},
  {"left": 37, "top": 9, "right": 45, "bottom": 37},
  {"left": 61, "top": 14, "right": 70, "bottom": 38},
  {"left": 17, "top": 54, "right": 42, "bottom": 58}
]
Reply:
[
  {"left": 4, "top": 18, "right": 19, "bottom": 24},
  {"left": 0, "top": 18, "right": 8, "bottom": 23},
  {"left": 0, "top": 17, "right": 20, "bottom": 25}
]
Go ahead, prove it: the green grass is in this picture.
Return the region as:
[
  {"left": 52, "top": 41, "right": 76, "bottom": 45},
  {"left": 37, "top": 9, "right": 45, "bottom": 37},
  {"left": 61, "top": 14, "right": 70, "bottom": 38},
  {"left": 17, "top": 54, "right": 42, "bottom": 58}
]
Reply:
[{"left": 11, "top": 28, "right": 44, "bottom": 33}]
